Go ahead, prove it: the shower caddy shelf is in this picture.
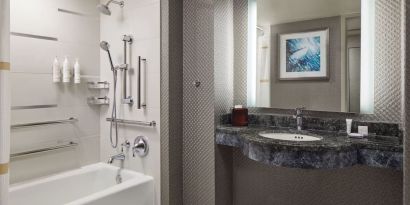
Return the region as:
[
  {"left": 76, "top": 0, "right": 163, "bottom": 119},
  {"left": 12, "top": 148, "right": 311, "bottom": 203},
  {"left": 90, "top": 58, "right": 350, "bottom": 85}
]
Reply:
[{"left": 87, "top": 81, "right": 109, "bottom": 89}]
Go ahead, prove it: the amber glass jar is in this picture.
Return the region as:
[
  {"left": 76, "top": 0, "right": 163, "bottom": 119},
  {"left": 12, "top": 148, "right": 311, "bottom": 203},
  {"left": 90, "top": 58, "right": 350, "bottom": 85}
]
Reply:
[{"left": 231, "top": 108, "right": 248, "bottom": 127}]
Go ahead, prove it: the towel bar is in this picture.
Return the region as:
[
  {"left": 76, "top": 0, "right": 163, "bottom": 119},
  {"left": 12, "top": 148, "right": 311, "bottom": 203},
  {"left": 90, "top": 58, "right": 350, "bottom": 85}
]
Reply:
[
  {"left": 11, "top": 142, "right": 79, "bottom": 159},
  {"left": 11, "top": 117, "right": 78, "bottom": 129}
]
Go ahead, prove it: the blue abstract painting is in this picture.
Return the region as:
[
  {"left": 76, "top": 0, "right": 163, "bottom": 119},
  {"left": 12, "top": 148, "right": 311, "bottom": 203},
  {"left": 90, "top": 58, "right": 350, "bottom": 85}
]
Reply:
[{"left": 286, "top": 36, "right": 321, "bottom": 72}]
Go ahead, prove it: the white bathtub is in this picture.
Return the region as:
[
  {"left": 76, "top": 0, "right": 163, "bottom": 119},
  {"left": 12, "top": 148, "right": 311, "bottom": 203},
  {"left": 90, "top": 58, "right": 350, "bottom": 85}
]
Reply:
[{"left": 9, "top": 163, "right": 154, "bottom": 205}]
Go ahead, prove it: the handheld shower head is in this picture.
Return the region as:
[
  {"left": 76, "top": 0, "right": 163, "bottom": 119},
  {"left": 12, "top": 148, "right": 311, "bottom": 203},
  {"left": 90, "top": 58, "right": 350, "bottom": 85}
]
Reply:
[
  {"left": 100, "top": 41, "right": 110, "bottom": 51},
  {"left": 100, "top": 41, "right": 115, "bottom": 70},
  {"left": 97, "top": 0, "right": 124, "bottom": 16}
]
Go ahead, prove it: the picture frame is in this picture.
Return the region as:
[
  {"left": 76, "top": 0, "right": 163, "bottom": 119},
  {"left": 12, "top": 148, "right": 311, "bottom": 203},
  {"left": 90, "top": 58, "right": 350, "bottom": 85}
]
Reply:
[{"left": 278, "top": 29, "right": 329, "bottom": 80}]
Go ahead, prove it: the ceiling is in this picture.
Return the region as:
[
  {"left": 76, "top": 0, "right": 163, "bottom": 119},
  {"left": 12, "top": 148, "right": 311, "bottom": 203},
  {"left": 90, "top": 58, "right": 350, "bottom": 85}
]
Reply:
[{"left": 257, "top": 0, "right": 361, "bottom": 26}]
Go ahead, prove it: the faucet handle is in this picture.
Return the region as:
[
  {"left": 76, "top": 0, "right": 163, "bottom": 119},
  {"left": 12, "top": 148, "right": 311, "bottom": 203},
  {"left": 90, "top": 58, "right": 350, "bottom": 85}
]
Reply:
[
  {"left": 132, "top": 136, "right": 149, "bottom": 157},
  {"left": 295, "top": 107, "right": 306, "bottom": 115},
  {"left": 121, "top": 140, "right": 130, "bottom": 152}
]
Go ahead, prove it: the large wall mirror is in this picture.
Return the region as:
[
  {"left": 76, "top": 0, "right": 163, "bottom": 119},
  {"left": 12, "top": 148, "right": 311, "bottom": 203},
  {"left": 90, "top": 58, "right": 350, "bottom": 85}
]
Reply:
[{"left": 248, "top": 0, "right": 376, "bottom": 114}]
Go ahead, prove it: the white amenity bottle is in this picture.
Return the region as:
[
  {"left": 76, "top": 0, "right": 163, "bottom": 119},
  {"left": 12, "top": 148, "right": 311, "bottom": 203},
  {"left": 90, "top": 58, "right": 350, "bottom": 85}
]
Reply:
[
  {"left": 52, "top": 57, "right": 61, "bottom": 83},
  {"left": 62, "top": 56, "right": 71, "bottom": 83},
  {"left": 74, "top": 58, "right": 81, "bottom": 84}
]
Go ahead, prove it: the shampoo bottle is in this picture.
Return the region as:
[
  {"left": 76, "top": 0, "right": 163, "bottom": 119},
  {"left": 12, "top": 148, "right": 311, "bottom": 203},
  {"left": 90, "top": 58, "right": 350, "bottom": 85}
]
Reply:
[
  {"left": 74, "top": 58, "right": 81, "bottom": 84},
  {"left": 52, "top": 57, "right": 61, "bottom": 83},
  {"left": 62, "top": 56, "right": 71, "bottom": 83}
]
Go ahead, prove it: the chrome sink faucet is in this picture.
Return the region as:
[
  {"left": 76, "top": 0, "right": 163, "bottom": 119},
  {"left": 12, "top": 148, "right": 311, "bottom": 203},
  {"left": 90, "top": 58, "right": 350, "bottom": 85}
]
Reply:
[{"left": 293, "top": 107, "right": 305, "bottom": 131}]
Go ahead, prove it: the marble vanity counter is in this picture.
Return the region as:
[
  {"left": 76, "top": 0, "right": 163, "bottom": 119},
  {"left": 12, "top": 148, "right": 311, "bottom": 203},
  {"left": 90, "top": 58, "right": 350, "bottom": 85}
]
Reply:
[{"left": 216, "top": 125, "right": 403, "bottom": 170}]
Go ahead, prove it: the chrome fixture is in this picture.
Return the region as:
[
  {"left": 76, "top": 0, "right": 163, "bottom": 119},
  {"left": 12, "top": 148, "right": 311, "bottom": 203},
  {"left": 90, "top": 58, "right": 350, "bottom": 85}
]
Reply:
[
  {"left": 100, "top": 40, "right": 119, "bottom": 148},
  {"left": 107, "top": 152, "right": 125, "bottom": 164},
  {"left": 132, "top": 136, "right": 149, "bottom": 157},
  {"left": 193, "top": 80, "right": 201, "bottom": 88},
  {"left": 87, "top": 96, "right": 110, "bottom": 105},
  {"left": 137, "top": 56, "right": 147, "bottom": 109},
  {"left": 87, "top": 81, "right": 109, "bottom": 89},
  {"left": 107, "top": 152, "right": 125, "bottom": 184},
  {"left": 11, "top": 117, "right": 78, "bottom": 129},
  {"left": 106, "top": 118, "right": 156, "bottom": 127},
  {"left": 11, "top": 142, "right": 78, "bottom": 159},
  {"left": 97, "top": 0, "right": 124, "bottom": 16},
  {"left": 293, "top": 107, "right": 305, "bottom": 131},
  {"left": 122, "top": 35, "right": 133, "bottom": 105}
]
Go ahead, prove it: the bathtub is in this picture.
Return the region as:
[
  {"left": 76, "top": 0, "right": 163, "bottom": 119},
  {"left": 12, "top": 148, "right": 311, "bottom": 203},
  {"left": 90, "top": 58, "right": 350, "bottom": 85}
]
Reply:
[{"left": 9, "top": 163, "right": 154, "bottom": 205}]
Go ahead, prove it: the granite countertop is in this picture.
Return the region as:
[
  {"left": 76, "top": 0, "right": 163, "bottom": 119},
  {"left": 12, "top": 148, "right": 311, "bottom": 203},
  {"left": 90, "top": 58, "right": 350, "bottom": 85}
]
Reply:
[{"left": 216, "top": 125, "right": 403, "bottom": 170}]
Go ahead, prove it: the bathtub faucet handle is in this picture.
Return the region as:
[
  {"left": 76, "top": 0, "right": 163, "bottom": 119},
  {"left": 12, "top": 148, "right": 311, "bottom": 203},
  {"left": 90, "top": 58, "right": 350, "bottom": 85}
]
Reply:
[
  {"left": 121, "top": 140, "right": 130, "bottom": 152},
  {"left": 132, "top": 136, "right": 149, "bottom": 157}
]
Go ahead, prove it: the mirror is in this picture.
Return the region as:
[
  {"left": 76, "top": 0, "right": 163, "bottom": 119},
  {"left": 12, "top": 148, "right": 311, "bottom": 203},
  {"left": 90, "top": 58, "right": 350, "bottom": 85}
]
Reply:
[{"left": 248, "top": 0, "right": 375, "bottom": 113}]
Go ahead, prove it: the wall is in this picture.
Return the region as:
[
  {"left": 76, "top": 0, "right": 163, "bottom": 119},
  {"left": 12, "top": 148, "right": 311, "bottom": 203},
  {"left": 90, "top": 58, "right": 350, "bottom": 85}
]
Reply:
[
  {"left": 99, "top": 0, "right": 161, "bottom": 204},
  {"left": 269, "top": 16, "right": 342, "bottom": 112},
  {"left": 182, "top": 0, "right": 216, "bottom": 204},
  {"left": 9, "top": 0, "right": 100, "bottom": 183},
  {"left": 160, "top": 0, "right": 184, "bottom": 204}
]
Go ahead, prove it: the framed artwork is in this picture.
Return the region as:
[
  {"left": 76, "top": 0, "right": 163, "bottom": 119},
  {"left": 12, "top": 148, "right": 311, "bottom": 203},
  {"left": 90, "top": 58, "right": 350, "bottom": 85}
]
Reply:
[{"left": 279, "top": 29, "right": 329, "bottom": 80}]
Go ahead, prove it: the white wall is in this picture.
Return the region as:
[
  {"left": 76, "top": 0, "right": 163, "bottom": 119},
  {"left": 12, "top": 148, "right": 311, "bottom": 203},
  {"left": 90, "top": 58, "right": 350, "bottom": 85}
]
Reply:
[
  {"left": 9, "top": 0, "right": 100, "bottom": 183},
  {"left": 99, "top": 0, "right": 161, "bottom": 204}
]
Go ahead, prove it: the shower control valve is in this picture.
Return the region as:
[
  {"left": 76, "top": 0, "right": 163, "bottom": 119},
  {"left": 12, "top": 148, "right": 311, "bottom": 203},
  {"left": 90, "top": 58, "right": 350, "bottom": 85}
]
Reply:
[{"left": 132, "top": 136, "right": 149, "bottom": 157}]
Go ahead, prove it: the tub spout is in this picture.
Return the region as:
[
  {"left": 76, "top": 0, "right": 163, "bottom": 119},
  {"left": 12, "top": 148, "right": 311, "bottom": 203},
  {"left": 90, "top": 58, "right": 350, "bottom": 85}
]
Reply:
[{"left": 107, "top": 153, "right": 125, "bottom": 164}]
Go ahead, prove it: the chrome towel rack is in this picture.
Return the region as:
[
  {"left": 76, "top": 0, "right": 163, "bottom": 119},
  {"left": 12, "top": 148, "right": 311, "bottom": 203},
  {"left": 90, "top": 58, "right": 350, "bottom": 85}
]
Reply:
[
  {"left": 106, "top": 118, "right": 156, "bottom": 127},
  {"left": 11, "top": 142, "right": 79, "bottom": 159},
  {"left": 11, "top": 117, "right": 78, "bottom": 129}
]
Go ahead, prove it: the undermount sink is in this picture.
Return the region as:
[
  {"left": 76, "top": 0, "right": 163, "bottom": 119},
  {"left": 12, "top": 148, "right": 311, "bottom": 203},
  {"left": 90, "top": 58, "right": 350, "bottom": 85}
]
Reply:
[{"left": 259, "top": 133, "right": 323, "bottom": 142}]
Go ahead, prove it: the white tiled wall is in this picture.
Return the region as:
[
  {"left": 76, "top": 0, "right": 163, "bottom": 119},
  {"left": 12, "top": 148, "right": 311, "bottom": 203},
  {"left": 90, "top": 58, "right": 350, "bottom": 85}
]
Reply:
[
  {"left": 99, "top": 0, "right": 161, "bottom": 204},
  {"left": 9, "top": 0, "right": 100, "bottom": 183}
]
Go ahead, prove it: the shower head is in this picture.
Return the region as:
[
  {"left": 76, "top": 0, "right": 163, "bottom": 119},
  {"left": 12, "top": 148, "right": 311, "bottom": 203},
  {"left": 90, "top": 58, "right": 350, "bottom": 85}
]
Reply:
[
  {"left": 100, "top": 41, "right": 115, "bottom": 71},
  {"left": 100, "top": 41, "right": 110, "bottom": 52},
  {"left": 97, "top": 0, "right": 124, "bottom": 16}
]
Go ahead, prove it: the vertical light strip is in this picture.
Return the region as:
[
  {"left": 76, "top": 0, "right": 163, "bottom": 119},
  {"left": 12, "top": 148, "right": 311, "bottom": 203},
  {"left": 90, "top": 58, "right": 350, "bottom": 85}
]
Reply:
[
  {"left": 360, "top": 0, "right": 375, "bottom": 114},
  {"left": 0, "top": 0, "right": 10, "bottom": 204},
  {"left": 247, "top": 0, "right": 257, "bottom": 106}
]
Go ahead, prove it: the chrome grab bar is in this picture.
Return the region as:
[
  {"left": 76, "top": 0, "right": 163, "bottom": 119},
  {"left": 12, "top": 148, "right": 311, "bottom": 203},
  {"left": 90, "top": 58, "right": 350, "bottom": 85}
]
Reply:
[
  {"left": 106, "top": 118, "right": 156, "bottom": 127},
  {"left": 11, "top": 142, "right": 79, "bottom": 159},
  {"left": 11, "top": 117, "right": 78, "bottom": 129}
]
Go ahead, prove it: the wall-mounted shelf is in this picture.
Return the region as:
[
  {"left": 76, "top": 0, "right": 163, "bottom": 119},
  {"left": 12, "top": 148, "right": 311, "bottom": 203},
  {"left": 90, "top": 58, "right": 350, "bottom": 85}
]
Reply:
[
  {"left": 88, "top": 97, "right": 110, "bottom": 105},
  {"left": 87, "top": 81, "right": 109, "bottom": 89}
]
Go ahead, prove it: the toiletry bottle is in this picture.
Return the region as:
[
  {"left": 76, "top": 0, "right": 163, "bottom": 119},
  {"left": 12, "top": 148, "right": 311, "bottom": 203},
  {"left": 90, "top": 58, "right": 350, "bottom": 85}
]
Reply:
[
  {"left": 231, "top": 105, "right": 249, "bottom": 127},
  {"left": 74, "top": 58, "right": 81, "bottom": 84},
  {"left": 346, "top": 119, "right": 352, "bottom": 134},
  {"left": 62, "top": 56, "right": 71, "bottom": 83},
  {"left": 52, "top": 57, "right": 61, "bottom": 83}
]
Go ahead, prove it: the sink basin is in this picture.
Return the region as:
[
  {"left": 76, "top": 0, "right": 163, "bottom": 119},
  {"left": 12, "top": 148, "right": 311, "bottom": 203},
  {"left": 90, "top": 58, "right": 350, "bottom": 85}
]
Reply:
[{"left": 259, "top": 133, "right": 322, "bottom": 142}]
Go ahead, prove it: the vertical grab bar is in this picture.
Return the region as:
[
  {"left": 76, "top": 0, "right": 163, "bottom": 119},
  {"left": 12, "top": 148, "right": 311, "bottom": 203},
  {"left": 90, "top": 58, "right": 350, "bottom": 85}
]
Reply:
[{"left": 138, "top": 56, "right": 147, "bottom": 109}]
